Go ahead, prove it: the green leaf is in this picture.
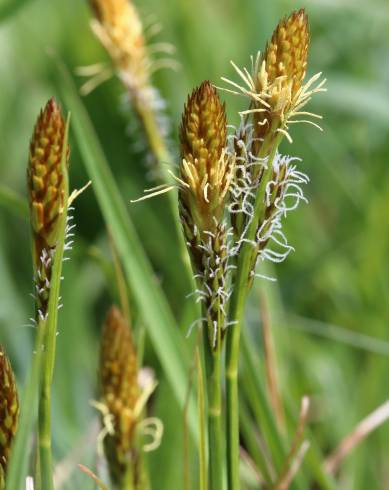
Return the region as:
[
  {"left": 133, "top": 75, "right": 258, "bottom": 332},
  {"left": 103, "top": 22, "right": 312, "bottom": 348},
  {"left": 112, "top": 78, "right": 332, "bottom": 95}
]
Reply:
[
  {"left": 241, "top": 330, "right": 337, "bottom": 490},
  {"left": 55, "top": 59, "right": 198, "bottom": 445}
]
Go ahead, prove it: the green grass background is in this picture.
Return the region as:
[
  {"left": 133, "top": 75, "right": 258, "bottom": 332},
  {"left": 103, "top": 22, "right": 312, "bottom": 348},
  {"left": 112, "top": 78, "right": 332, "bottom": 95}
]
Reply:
[{"left": 0, "top": 0, "right": 388, "bottom": 488}]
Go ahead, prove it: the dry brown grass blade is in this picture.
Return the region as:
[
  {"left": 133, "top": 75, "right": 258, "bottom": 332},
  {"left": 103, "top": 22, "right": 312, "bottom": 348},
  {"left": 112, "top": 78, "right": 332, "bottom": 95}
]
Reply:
[
  {"left": 275, "top": 441, "right": 310, "bottom": 490},
  {"left": 78, "top": 464, "right": 110, "bottom": 490},
  {"left": 273, "top": 396, "right": 310, "bottom": 490},
  {"left": 54, "top": 419, "right": 99, "bottom": 489},
  {"left": 324, "top": 399, "right": 389, "bottom": 475},
  {"left": 259, "top": 292, "right": 285, "bottom": 431},
  {"left": 239, "top": 447, "right": 264, "bottom": 486}
]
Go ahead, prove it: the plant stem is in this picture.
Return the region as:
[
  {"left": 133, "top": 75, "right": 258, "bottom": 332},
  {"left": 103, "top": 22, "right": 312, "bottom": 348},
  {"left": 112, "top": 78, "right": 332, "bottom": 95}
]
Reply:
[
  {"left": 38, "top": 116, "right": 70, "bottom": 489},
  {"left": 203, "top": 330, "right": 223, "bottom": 490},
  {"left": 5, "top": 318, "right": 45, "bottom": 489},
  {"left": 133, "top": 99, "right": 171, "bottom": 168},
  {"left": 122, "top": 463, "right": 135, "bottom": 490},
  {"left": 196, "top": 348, "right": 208, "bottom": 490},
  {"left": 225, "top": 142, "right": 280, "bottom": 490},
  {"left": 38, "top": 372, "right": 53, "bottom": 490}
]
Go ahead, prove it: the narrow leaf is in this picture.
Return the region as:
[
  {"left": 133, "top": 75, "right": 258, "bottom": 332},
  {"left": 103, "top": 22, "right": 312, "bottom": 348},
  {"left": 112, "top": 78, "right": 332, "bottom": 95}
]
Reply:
[{"left": 54, "top": 59, "right": 198, "bottom": 444}]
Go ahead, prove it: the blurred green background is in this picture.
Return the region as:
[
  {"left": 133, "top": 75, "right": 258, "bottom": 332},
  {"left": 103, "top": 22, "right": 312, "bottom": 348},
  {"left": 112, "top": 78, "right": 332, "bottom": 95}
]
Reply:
[{"left": 0, "top": 0, "right": 388, "bottom": 488}]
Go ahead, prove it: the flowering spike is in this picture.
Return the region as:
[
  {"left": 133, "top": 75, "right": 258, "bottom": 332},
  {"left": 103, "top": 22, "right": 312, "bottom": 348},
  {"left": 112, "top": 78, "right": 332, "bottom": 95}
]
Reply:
[
  {"left": 0, "top": 346, "right": 19, "bottom": 488},
  {"left": 27, "top": 98, "right": 69, "bottom": 254},
  {"left": 262, "top": 9, "right": 309, "bottom": 100},
  {"left": 179, "top": 81, "right": 232, "bottom": 235},
  {"left": 89, "top": 0, "right": 151, "bottom": 99},
  {"left": 100, "top": 306, "right": 141, "bottom": 485},
  {"left": 179, "top": 81, "right": 233, "bottom": 348},
  {"left": 27, "top": 98, "right": 70, "bottom": 320},
  {"left": 220, "top": 8, "right": 324, "bottom": 152}
]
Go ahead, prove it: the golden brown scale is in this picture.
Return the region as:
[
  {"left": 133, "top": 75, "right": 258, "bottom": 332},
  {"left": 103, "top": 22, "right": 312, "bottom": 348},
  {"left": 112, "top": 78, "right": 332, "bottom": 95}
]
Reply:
[
  {"left": 27, "top": 98, "right": 69, "bottom": 254},
  {"left": 100, "top": 306, "right": 140, "bottom": 485},
  {"left": 179, "top": 81, "right": 231, "bottom": 237},
  {"left": 89, "top": 0, "right": 149, "bottom": 92},
  {"left": 253, "top": 9, "right": 310, "bottom": 145},
  {"left": 179, "top": 81, "right": 233, "bottom": 348},
  {"left": 0, "top": 347, "right": 19, "bottom": 490},
  {"left": 263, "top": 9, "right": 309, "bottom": 99}
]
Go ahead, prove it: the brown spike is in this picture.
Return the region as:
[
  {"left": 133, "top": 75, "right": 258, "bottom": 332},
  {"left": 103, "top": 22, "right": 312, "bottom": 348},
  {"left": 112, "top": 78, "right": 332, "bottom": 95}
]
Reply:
[
  {"left": 27, "top": 97, "right": 69, "bottom": 253},
  {"left": 100, "top": 306, "right": 140, "bottom": 485},
  {"left": 263, "top": 8, "right": 310, "bottom": 98},
  {"left": 179, "top": 81, "right": 232, "bottom": 236},
  {"left": 0, "top": 346, "right": 19, "bottom": 487},
  {"left": 89, "top": 0, "right": 149, "bottom": 95}
]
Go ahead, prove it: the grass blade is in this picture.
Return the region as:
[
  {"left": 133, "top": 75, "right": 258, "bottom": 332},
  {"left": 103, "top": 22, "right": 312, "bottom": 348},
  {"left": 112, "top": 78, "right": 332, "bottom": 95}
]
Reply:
[{"left": 55, "top": 60, "right": 198, "bottom": 444}]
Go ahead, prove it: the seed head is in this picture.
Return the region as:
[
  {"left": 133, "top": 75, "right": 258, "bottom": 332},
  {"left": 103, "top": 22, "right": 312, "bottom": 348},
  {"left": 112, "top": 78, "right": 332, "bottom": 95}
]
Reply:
[
  {"left": 220, "top": 8, "right": 323, "bottom": 151},
  {"left": 89, "top": 0, "right": 150, "bottom": 95},
  {"left": 262, "top": 9, "right": 309, "bottom": 100},
  {"left": 251, "top": 9, "right": 310, "bottom": 141},
  {"left": 27, "top": 98, "right": 69, "bottom": 253},
  {"left": 100, "top": 306, "right": 140, "bottom": 485},
  {"left": 0, "top": 346, "right": 19, "bottom": 486},
  {"left": 179, "top": 81, "right": 232, "bottom": 235}
]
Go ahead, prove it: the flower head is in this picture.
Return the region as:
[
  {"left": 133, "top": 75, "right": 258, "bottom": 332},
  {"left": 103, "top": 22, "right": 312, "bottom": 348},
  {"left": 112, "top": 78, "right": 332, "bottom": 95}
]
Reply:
[
  {"left": 89, "top": 0, "right": 151, "bottom": 98},
  {"left": 27, "top": 98, "right": 69, "bottom": 254},
  {"left": 261, "top": 8, "right": 309, "bottom": 102},
  {"left": 179, "top": 81, "right": 233, "bottom": 236},
  {"left": 221, "top": 9, "right": 325, "bottom": 146},
  {"left": 0, "top": 346, "right": 19, "bottom": 487},
  {"left": 100, "top": 306, "right": 140, "bottom": 485}
]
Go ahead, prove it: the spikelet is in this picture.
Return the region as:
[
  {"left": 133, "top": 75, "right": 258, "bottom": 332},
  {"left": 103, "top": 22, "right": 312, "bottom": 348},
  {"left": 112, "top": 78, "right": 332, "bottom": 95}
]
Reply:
[
  {"left": 100, "top": 306, "right": 142, "bottom": 486},
  {"left": 261, "top": 9, "right": 309, "bottom": 107},
  {"left": 249, "top": 154, "right": 308, "bottom": 285},
  {"left": 27, "top": 98, "right": 69, "bottom": 320},
  {"left": 89, "top": 0, "right": 151, "bottom": 100},
  {"left": 222, "top": 8, "right": 325, "bottom": 152},
  {"left": 179, "top": 81, "right": 232, "bottom": 238},
  {"left": 27, "top": 98, "right": 69, "bottom": 259},
  {"left": 179, "top": 81, "right": 233, "bottom": 348},
  {"left": 0, "top": 346, "right": 19, "bottom": 489}
]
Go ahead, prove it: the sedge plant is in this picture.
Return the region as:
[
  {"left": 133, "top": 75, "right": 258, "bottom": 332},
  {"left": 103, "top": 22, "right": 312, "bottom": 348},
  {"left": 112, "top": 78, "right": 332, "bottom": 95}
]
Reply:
[
  {"left": 8, "top": 6, "right": 378, "bottom": 490},
  {"left": 170, "top": 8, "right": 326, "bottom": 490}
]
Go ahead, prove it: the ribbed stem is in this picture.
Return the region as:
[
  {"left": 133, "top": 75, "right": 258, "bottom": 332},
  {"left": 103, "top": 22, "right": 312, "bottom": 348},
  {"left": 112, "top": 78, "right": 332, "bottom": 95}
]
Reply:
[
  {"left": 225, "top": 141, "right": 280, "bottom": 490},
  {"left": 203, "top": 329, "right": 223, "bottom": 490},
  {"left": 38, "top": 371, "right": 53, "bottom": 490},
  {"left": 5, "top": 318, "right": 45, "bottom": 490},
  {"left": 37, "top": 116, "right": 70, "bottom": 489}
]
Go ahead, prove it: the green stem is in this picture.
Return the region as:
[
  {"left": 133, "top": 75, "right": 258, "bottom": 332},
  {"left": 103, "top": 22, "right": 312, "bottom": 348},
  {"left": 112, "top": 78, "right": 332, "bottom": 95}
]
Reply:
[
  {"left": 203, "top": 331, "right": 223, "bottom": 490},
  {"left": 133, "top": 99, "right": 171, "bottom": 167},
  {"left": 5, "top": 318, "right": 45, "bottom": 489},
  {"left": 226, "top": 142, "right": 280, "bottom": 490},
  {"left": 122, "top": 463, "right": 135, "bottom": 490},
  {"left": 196, "top": 348, "right": 208, "bottom": 490},
  {"left": 38, "top": 116, "right": 70, "bottom": 489},
  {"left": 38, "top": 378, "right": 53, "bottom": 490}
]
